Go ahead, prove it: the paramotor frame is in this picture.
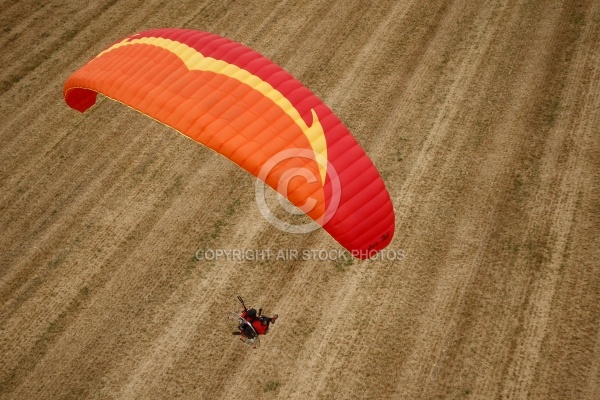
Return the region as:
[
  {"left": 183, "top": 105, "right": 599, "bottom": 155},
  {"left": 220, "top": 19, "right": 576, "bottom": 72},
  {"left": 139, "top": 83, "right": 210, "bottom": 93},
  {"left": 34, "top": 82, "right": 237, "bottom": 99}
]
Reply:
[{"left": 227, "top": 312, "right": 260, "bottom": 348}]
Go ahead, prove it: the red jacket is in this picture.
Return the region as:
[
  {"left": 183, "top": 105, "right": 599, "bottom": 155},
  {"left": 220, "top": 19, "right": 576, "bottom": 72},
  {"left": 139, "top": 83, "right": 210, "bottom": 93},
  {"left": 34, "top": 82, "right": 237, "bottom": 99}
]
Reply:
[
  {"left": 241, "top": 310, "right": 270, "bottom": 335},
  {"left": 252, "top": 319, "right": 269, "bottom": 335},
  {"left": 241, "top": 310, "right": 253, "bottom": 321}
]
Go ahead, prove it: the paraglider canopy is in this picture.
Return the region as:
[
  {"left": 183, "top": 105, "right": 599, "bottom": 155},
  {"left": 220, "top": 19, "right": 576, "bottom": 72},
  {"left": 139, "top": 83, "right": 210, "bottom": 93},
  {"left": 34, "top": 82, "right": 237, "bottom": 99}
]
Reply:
[{"left": 64, "top": 28, "right": 395, "bottom": 259}]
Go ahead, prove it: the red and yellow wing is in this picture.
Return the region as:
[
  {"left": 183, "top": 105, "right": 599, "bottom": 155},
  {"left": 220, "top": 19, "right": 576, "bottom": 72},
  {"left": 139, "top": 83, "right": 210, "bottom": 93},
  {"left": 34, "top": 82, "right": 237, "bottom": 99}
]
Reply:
[{"left": 64, "top": 28, "right": 394, "bottom": 258}]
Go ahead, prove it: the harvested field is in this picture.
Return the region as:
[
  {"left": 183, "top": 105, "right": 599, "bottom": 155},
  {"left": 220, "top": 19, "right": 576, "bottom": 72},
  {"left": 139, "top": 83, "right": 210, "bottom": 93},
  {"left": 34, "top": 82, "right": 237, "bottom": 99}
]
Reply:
[{"left": 1, "top": 0, "right": 599, "bottom": 399}]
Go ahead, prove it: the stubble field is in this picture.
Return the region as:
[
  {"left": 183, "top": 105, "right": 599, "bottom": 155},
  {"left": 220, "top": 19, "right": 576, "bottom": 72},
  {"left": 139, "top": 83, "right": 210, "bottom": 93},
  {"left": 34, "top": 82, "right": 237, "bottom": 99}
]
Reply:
[{"left": 1, "top": 0, "right": 599, "bottom": 399}]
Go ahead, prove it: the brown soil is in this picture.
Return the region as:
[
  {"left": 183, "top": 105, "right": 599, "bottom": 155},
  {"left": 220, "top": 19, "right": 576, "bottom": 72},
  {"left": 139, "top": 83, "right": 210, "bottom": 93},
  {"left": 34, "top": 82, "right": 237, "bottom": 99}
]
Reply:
[{"left": 1, "top": 1, "right": 599, "bottom": 399}]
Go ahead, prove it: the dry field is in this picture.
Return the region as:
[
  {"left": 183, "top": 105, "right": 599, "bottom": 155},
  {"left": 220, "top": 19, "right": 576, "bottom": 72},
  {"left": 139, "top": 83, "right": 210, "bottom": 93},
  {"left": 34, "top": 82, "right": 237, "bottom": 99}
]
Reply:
[{"left": 1, "top": 0, "right": 599, "bottom": 399}]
